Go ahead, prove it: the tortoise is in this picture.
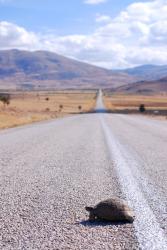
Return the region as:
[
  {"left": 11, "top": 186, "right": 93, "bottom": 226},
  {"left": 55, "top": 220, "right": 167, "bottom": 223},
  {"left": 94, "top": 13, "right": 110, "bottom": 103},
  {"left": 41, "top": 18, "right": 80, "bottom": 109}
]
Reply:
[{"left": 85, "top": 197, "right": 135, "bottom": 223}]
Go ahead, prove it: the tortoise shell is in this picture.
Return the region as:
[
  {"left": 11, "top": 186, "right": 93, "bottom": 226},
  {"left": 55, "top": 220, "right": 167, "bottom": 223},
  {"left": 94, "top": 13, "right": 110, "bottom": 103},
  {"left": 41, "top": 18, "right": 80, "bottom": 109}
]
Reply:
[{"left": 85, "top": 198, "right": 135, "bottom": 223}]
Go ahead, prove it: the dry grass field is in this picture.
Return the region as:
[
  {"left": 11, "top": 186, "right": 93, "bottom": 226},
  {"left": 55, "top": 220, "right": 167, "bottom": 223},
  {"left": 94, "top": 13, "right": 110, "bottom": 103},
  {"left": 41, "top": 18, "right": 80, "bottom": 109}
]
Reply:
[
  {"left": 103, "top": 93, "right": 167, "bottom": 111},
  {"left": 0, "top": 90, "right": 97, "bottom": 129}
]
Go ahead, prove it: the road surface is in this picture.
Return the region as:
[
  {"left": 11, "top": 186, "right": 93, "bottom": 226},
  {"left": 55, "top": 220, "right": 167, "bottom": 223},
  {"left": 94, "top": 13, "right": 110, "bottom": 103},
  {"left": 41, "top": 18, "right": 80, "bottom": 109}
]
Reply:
[{"left": 0, "top": 91, "right": 166, "bottom": 249}]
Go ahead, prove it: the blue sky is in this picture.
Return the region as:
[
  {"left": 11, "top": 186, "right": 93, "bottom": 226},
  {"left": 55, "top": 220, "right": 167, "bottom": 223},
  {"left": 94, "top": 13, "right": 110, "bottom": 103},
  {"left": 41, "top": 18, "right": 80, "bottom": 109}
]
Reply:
[
  {"left": 0, "top": 0, "right": 148, "bottom": 34},
  {"left": 0, "top": 0, "right": 167, "bottom": 69}
]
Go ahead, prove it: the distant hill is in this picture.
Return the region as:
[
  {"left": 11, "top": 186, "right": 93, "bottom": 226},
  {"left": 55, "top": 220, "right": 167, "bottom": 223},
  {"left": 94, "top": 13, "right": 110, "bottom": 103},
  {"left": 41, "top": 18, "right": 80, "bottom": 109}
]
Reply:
[
  {"left": 119, "top": 64, "right": 167, "bottom": 81},
  {"left": 115, "top": 77, "right": 167, "bottom": 94},
  {"left": 0, "top": 49, "right": 135, "bottom": 90}
]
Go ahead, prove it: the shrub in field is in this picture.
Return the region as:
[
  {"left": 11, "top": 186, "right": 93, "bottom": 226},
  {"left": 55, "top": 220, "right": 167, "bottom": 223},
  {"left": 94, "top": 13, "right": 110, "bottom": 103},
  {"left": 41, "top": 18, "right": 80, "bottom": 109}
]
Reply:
[
  {"left": 45, "top": 97, "right": 49, "bottom": 101},
  {"left": 139, "top": 104, "right": 146, "bottom": 112},
  {"left": 78, "top": 105, "right": 82, "bottom": 111},
  {"left": 59, "top": 104, "right": 63, "bottom": 112},
  {"left": 0, "top": 94, "right": 10, "bottom": 107}
]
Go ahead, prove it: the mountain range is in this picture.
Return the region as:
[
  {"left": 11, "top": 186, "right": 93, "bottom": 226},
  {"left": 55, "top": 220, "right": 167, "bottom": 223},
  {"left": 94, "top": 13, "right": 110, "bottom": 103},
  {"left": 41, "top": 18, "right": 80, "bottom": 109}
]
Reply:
[
  {"left": 114, "top": 77, "right": 167, "bottom": 94},
  {"left": 0, "top": 49, "right": 167, "bottom": 93},
  {"left": 0, "top": 49, "right": 135, "bottom": 90},
  {"left": 118, "top": 64, "right": 167, "bottom": 81},
  {"left": 113, "top": 65, "right": 167, "bottom": 93}
]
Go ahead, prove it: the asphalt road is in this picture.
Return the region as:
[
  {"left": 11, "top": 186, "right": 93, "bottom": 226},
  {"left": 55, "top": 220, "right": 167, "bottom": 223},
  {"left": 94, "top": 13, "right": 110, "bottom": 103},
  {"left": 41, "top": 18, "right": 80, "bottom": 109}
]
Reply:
[{"left": 0, "top": 92, "right": 167, "bottom": 249}]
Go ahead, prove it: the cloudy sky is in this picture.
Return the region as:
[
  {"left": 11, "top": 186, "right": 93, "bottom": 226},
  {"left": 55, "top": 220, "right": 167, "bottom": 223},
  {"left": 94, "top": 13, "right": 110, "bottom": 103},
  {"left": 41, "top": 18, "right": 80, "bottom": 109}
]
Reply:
[{"left": 0, "top": 0, "right": 167, "bottom": 69}]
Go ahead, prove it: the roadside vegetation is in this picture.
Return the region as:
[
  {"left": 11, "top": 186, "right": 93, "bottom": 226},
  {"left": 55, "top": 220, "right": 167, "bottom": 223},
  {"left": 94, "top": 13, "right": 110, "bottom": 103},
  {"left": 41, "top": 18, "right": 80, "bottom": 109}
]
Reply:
[
  {"left": 139, "top": 104, "right": 146, "bottom": 113},
  {"left": 0, "top": 90, "right": 97, "bottom": 129},
  {"left": 0, "top": 93, "right": 10, "bottom": 107},
  {"left": 103, "top": 92, "right": 167, "bottom": 112}
]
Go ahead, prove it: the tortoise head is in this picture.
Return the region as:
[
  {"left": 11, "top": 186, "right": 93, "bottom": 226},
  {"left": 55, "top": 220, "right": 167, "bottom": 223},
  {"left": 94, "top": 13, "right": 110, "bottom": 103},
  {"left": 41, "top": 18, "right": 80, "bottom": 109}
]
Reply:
[
  {"left": 85, "top": 206, "right": 96, "bottom": 221},
  {"left": 85, "top": 206, "right": 94, "bottom": 212}
]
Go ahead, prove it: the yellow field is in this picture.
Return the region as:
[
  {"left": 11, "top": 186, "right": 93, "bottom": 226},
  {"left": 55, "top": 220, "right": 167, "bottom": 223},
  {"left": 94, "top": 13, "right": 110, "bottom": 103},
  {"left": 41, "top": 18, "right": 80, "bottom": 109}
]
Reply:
[
  {"left": 103, "top": 93, "right": 167, "bottom": 111},
  {"left": 0, "top": 91, "right": 97, "bottom": 129}
]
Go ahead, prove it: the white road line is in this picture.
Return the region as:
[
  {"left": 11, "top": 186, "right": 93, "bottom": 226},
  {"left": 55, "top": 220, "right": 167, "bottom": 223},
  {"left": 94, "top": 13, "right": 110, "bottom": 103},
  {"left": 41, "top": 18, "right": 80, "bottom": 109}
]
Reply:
[{"left": 100, "top": 115, "right": 167, "bottom": 250}]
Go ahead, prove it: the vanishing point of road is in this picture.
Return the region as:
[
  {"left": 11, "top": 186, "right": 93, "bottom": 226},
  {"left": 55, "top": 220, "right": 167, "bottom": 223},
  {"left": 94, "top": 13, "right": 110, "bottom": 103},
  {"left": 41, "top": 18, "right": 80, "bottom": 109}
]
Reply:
[{"left": 0, "top": 91, "right": 167, "bottom": 249}]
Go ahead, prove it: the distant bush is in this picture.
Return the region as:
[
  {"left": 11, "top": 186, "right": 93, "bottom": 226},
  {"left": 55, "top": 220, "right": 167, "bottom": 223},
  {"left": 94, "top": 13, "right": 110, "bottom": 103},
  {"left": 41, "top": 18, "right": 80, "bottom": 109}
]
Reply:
[
  {"left": 78, "top": 105, "right": 82, "bottom": 111},
  {"left": 139, "top": 104, "right": 146, "bottom": 112},
  {"left": 59, "top": 104, "right": 63, "bottom": 112},
  {"left": 45, "top": 97, "right": 49, "bottom": 101},
  {"left": 0, "top": 93, "right": 10, "bottom": 107}
]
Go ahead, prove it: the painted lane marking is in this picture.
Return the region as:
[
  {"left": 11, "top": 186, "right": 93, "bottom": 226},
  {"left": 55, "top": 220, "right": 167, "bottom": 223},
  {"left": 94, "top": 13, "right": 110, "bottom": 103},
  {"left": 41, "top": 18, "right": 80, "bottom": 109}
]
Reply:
[{"left": 100, "top": 115, "right": 167, "bottom": 250}]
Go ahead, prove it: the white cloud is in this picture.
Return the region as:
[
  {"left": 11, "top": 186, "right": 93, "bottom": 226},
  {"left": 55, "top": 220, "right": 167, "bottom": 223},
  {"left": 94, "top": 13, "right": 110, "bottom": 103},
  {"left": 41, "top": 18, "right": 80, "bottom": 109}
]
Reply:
[
  {"left": 84, "top": 0, "right": 107, "bottom": 5},
  {"left": 1, "top": 0, "right": 167, "bottom": 68},
  {"left": 95, "top": 14, "right": 111, "bottom": 23},
  {"left": 0, "top": 21, "right": 39, "bottom": 49}
]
